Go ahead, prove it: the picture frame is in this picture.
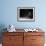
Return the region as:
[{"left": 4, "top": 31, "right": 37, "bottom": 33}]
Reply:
[{"left": 17, "top": 7, "right": 35, "bottom": 22}]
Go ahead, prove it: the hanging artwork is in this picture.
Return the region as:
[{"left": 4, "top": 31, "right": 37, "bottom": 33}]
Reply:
[{"left": 17, "top": 7, "right": 35, "bottom": 22}]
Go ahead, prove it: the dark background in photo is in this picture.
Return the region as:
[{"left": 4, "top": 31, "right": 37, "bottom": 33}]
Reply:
[{"left": 20, "top": 9, "right": 33, "bottom": 19}]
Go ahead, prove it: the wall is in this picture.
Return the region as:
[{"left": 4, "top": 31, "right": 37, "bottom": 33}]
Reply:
[
  {"left": 0, "top": 0, "right": 46, "bottom": 43},
  {"left": 0, "top": 0, "right": 46, "bottom": 29},
  {"left": 0, "top": 0, "right": 46, "bottom": 28}
]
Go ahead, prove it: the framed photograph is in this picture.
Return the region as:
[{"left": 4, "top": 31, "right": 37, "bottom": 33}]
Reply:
[{"left": 17, "top": 7, "right": 35, "bottom": 22}]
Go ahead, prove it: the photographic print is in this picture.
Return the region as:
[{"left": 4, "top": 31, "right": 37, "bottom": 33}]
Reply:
[{"left": 17, "top": 7, "right": 35, "bottom": 22}]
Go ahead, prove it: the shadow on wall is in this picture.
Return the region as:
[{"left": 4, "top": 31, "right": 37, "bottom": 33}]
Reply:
[{"left": 0, "top": 24, "right": 7, "bottom": 43}]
